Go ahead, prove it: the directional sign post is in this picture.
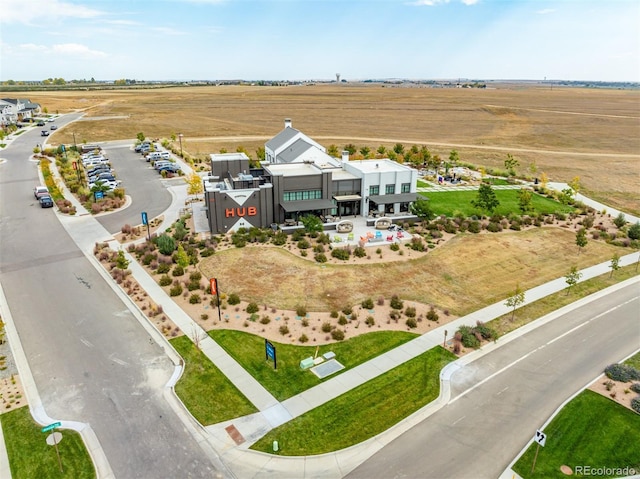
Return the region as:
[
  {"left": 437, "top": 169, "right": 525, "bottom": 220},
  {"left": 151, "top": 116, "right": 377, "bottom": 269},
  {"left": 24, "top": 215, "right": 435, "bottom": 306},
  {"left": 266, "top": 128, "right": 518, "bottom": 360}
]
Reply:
[
  {"left": 141, "top": 211, "right": 150, "bottom": 240},
  {"left": 531, "top": 429, "right": 547, "bottom": 473},
  {"left": 42, "top": 422, "right": 63, "bottom": 472},
  {"left": 265, "top": 339, "right": 277, "bottom": 370}
]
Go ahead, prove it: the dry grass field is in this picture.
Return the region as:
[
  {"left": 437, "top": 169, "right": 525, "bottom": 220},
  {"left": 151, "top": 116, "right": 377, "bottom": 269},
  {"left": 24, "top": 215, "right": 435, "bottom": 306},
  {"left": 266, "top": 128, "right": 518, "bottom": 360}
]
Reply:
[
  {"left": 11, "top": 83, "right": 640, "bottom": 214},
  {"left": 199, "top": 227, "right": 623, "bottom": 316}
]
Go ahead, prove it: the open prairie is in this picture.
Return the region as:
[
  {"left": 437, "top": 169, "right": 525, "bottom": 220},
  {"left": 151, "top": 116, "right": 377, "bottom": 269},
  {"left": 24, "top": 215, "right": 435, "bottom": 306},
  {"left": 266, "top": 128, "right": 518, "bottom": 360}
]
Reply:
[{"left": 11, "top": 83, "right": 640, "bottom": 214}]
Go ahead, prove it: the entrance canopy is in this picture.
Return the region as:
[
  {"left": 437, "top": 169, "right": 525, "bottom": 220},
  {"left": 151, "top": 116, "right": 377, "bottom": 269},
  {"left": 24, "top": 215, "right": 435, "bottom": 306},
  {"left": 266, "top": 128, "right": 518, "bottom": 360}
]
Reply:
[
  {"left": 333, "top": 194, "right": 362, "bottom": 202},
  {"left": 281, "top": 199, "right": 336, "bottom": 212},
  {"left": 368, "top": 193, "right": 416, "bottom": 204}
]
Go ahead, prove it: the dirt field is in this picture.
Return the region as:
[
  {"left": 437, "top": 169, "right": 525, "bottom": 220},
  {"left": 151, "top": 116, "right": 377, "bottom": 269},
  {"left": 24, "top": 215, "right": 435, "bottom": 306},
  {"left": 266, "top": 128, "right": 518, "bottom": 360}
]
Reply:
[{"left": 9, "top": 83, "right": 640, "bottom": 215}]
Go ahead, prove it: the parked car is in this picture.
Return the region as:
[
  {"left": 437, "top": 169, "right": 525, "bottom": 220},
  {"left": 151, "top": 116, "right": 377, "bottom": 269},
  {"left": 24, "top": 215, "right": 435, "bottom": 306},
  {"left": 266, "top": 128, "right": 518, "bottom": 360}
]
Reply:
[
  {"left": 88, "top": 173, "right": 117, "bottom": 183},
  {"left": 34, "top": 186, "right": 49, "bottom": 198},
  {"left": 50, "top": 125, "right": 58, "bottom": 130},
  {"left": 41, "top": 130, "right": 49, "bottom": 136},
  {"left": 83, "top": 158, "right": 110, "bottom": 168},
  {"left": 81, "top": 152, "right": 105, "bottom": 161},
  {"left": 86, "top": 165, "right": 112, "bottom": 176},
  {"left": 153, "top": 160, "right": 174, "bottom": 169},
  {"left": 38, "top": 195, "right": 54, "bottom": 208},
  {"left": 157, "top": 164, "right": 181, "bottom": 174}
]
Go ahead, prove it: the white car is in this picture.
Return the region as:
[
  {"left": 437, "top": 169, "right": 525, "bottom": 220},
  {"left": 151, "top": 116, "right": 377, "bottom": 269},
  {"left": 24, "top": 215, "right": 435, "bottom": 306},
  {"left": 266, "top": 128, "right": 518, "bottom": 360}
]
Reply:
[
  {"left": 83, "top": 158, "right": 110, "bottom": 168},
  {"left": 89, "top": 179, "right": 119, "bottom": 191}
]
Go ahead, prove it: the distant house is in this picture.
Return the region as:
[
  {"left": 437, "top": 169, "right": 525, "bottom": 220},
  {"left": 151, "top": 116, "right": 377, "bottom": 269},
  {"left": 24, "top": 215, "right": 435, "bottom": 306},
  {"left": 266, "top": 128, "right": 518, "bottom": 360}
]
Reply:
[{"left": 0, "top": 98, "right": 41, "bottom": 125}]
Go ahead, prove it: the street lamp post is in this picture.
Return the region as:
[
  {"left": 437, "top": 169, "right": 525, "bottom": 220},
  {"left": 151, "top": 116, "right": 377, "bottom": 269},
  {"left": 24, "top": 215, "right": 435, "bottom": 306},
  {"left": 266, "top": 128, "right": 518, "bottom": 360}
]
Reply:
[{"left": 178, "top": 133, "right": 183, "bottom": 158}]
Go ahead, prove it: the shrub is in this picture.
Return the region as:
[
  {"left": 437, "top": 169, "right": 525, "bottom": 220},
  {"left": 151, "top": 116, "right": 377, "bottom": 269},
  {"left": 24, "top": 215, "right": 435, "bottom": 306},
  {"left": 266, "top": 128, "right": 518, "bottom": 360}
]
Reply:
[
  {"left": 632, "top": 397, "right": 640, "bottom": 414},
  {"left": 404, "top": 306, "right": 417, "bottom": 318},
  {"left": 142, "top": 253, "right": 156, "bottom": 265},
  {"left": 486, "top": 222, "right": 502, "bottom": 233},
  {"left": 330, "top": 310, "right": 339, "bottom": 318},
  {"left": 189, "top": 271, "right": 202, "bottom": 281},
  {"left": 200, "top": 314, "right": 208, "bottom": 320},
  {"left": 299, "top": 334, "right": 309, "bottom": 343},
  {"left": 365, "top": 316, "right": 375, "bottom": 327},
  {"left": 313, "top": 244, "right": 325, "bottom": 253},
  {"left": 331, "top": 247, "right": 351, "bottom": 260},
  {"left": 458, "top": 326, "right": 480, "bottom": 349},
  {"left": 158, "top": 275, "right": 172, "bottom": 286},
  {"left": 172, "top": 265, "right": 184, "bottom": 277},
  {"left": 377, "top": 296, "right": 385, "bottom": 306},
  {"left": 405, "top": 318, "right": 417, "bottom": 328},
  {"left": 426, "top": 307, "right": 439, "bottom": 322},
  {"left": 338, "top": 315, "right": 348, "bottom": 326},
  {"left": 314, "top": 253, "right": 328, "bottom": 263},
  {"left": 613, "top": 212, "right": 627, "bottom": 229},
  {"left": 353, "top": 246, "right": 366, "bottom": 258},
  {"left": 628, "top": 222, "right": 640, "bottom": 240},
  {"left": 260, "top": 316, "right": 271, "bottom": 324},
  {"left": 361, "top": 298, "right": 374, "bottom": 309},
  {"left": 187, "top": 280, "right": 201, "bottom": 291},
  {"left": 246, "top": 302, "right": 259, "bottom": 314},
  {"left": 389, "top": 243, "right": 400, "bottom": 252},
  {"left": 331, "top": 329, "right": 345, "bottom": 341},
  {"left": 321, "top": 322, "right": 332, "bottom": 333},
  {"left": 279, "top": 325, "right": 290, "bottom": 335},
  {"left": 169, "top": 284, "right": 183, "bottom": 297},
  {"left": 297, "top": 239, "right": 310, "bottom": 250},
  {"left": 295, "top": 305, "right": 307, "bottom": 317},
  {"left": 630, "top": 383, "right": 640, "bottom": 394},
  {"left": 341, "top": 305, "right": 353, "bottom": 315},
  {"left": 156, "top": 234, "right": 176, "bottom": 255},
  {"left": 409, "top": 237, "right": 425, "bottom": 251},
  {"left": 227, "top": 293, "right": 241, "bottom": 305},
  {"left": 604, "top": 363, "right": 640, "bottom": 382},
  {"left": 189, "top": 294, "right": 201, "bottom": 304},
  {"left": 390, "top": 294, "right": 404, "bottom": 310},
  {"left": 156, "top": 262, "right": 171, "bottom": 274}
]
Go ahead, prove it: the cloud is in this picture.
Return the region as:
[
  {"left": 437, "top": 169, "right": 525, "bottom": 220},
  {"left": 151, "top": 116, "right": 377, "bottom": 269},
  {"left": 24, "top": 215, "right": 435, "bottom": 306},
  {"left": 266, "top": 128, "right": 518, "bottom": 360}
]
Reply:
[
  {"left": 51, "top": 43, "right": 108, "bottom": 58},
  {"left": 461, "top": 0, "right": 479, "bottom": 4},
  {"left": 1, "top": 0, "right": 104, "bottom": 24},
  {"left": 150, "top": 27, "right": 187, "bottom": 36},
  {"left": 536, "top": 8, "right": 556, "bottom": 15},
  {"left": 105, "top": 19, "right": 141, "bottom": 26}
]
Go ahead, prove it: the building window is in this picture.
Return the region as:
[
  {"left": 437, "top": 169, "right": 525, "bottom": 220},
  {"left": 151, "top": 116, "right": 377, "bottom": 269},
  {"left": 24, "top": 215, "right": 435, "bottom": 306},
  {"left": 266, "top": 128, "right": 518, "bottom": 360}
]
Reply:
[
  {"left": 369, "top": 185, "right": 379, "bottom": 195},
  {"left": 401, "top": 183, "right": 410, "bottom": 193},
  {"left": 283, "top": 190, "right": 322, "bottom": 201},
  {"left": 385, "top": 184, "right": 395, "bottom": 194}
]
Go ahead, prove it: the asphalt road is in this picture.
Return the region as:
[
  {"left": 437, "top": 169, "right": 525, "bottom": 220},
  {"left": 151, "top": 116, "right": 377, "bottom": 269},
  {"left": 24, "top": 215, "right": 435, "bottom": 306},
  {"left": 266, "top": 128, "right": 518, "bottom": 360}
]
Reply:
[
  {"left": 0, "top": 120, "right": 223, "bottom": 477},
  {"left": 347, "top": 282, "right": 640, "bottom": 479},
  {"left": 92, "top": 141, "right": 173, "bottom": 234}
]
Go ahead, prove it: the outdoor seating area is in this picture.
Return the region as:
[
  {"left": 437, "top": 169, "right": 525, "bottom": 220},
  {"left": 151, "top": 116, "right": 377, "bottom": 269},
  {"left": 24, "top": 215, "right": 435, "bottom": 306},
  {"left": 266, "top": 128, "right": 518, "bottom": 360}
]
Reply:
[
  {"left": 374, "top": 217, "right": 392, "bottom": 229},
  {"left": 336, "top": 220, "right": 353, "bottom": 233}
]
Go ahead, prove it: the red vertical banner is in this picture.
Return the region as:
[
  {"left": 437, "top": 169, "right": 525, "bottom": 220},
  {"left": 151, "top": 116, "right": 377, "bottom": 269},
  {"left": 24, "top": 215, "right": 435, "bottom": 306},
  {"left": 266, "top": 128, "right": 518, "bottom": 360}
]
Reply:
[{"left": 210, "top": 278, "right": 217, "bottom": 295}]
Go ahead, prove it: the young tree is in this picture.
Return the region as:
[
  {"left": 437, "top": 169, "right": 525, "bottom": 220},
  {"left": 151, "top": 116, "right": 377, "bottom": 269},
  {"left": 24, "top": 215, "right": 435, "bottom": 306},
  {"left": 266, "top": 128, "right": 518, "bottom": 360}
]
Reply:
[
  {"left": 449, "top": 149, "right": 460, "bottom": 166},
  {"left": 505, "top": 285, "right": 525, "bottom": 321},
  {"left": 565, "top": 265, "right": 582, "bottom": 295},
  {"left": 255, "top": 146, "right": 265, "bottom": 161},
  {"left": 185, "top": 172, "right": 203, "bottom": 197},
  {"left": 136, "top": 132, "right": 145, "bottom": 142},
  {"left": 613, "top": 212, "right": 627, "bottom": 229},
  {"left": 115, "top": 250, "right": 130, "bottom": 270},
  {"left": 327, "top": 144, "right": 339, "bottom": 157},
  {"left": 540, "top": 172, "right": 549, "bottom": 188},
  {"left": 300, "top": 214, "right": 323, "bottom": 233},
  {"left": 376, "top": 145, "right": 386, "bottom": 156},
  {"left": 343, "top": 143, "right": 357, "bottom": 155},
  {"left": 175, "top": 244, "right": 190, "bottom": 268},
  {"left": 504, "top": 154, "right": 519, "bottom": 176},
  {"left": 472, "top": 184, "right": 500, "bottom": 214},
  {"left": 529, "top": 161, "right": 538, "bottom": 176},
  {"left": 628, "top": 222, "right": 640, "bottom": 240},
  {"left": 610, "top": 253, "right": 621, "bottom": 278},
  {"left": 576, "top": 228, "right": 588, "bottom": 253},
  {"left": 568, "top": 176, "right": 581, "bottom": 194},
  {"left": 410, "top": 198, "right": 435, "bottom": 223},
  {"left": 517, "top": 188, "right": 534, "bottom": 214},
  {"left": 393, "top": 143, "right": 405, "bottom": 155},
  {"left": 359, "top": 146, "right": 371, "bottom": 158}
]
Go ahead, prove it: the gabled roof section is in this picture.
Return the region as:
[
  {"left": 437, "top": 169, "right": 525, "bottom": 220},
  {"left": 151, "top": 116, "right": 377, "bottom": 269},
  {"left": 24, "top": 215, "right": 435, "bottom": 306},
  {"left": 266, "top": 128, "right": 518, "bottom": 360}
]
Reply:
[
  {"left": 277, "top": 138, "right": 314, "bottom": 163},
  {"left": 265, "top": 127, "right": 301, "bottom": 152}
]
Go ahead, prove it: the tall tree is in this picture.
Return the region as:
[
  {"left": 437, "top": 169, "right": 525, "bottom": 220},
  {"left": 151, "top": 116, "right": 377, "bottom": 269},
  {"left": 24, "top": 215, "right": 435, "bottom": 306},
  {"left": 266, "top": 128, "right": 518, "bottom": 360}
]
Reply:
[
  {"left": 185, "top": 172, "right": 203, "bottom": 197},
  {"left": 565, "top": 266, "right": 582, "bottom": 295},
  {"left": 504, "top": 285, "right": 525, "bottom": 321},
  {"left": 472, "top": 184, "right": 500, "bottom": 214},
  {"left": 410, "top": 198, "right": 435, "bottom": 223}
]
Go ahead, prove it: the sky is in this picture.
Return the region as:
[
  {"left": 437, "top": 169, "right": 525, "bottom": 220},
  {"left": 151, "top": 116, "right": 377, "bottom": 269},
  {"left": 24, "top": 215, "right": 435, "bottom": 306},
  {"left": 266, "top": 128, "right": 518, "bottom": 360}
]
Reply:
[{"left": 1, "top": 0, "right": 639, "bottom": 82}]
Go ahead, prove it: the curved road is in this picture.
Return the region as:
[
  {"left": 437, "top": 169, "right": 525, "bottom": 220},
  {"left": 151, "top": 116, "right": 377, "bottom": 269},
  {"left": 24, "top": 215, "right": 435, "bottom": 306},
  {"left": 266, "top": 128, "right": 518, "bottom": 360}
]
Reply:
[
  {"left": 0, "top": 120, "right": 224, "bottom": 477},
  {"left": 347, "top": 281, "right": 639, "bottom": 478}
]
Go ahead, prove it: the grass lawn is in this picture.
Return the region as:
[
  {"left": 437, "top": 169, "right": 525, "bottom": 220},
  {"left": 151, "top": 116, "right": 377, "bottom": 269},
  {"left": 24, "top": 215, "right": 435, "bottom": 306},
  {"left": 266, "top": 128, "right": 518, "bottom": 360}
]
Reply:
[
  {"left": 1, "top": 406, "right": 95, "bottom": 479},
  {"left": 170, "top": 336, "right": 258, "bottom": 425},
  {"left": 488, "top": 264, "right": 640, "bottom": 337},
  {"left": 624, "top": 351, "right": 640, "bottom": 370},
  {"left": 482, "top": 177, "right": 511, "bottom": 185},
  {"left": 513, "top": 390, "right": 640, "bottom": 478},
  {"left": 250, "top": 346, "right": 456, "bottom": 455},
  {"left": 209, "top": 330, "right": 418, "bottom": 401},
  {"left": 420, "top": 189, "right": 573, "bottom": 218}
]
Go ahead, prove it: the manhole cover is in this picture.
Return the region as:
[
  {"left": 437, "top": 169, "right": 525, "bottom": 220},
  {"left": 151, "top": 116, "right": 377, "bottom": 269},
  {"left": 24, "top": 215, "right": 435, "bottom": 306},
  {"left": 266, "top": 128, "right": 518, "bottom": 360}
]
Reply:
[{"left": 311, "top": 359, "right": 345, "bottom": 378}]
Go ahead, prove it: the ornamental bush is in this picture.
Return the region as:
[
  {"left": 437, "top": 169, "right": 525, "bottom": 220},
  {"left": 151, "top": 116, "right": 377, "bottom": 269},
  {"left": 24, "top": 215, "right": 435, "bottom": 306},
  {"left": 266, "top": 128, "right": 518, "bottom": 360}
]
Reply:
[
  {"left": 189, "top": 294, "right": 201, "bottom": 304},
  {"left": 331, "top": 247, "right": 351, "bottom": 260},
  {"left": 321, "top": 322, "right": 332, "bottom": 333},
  {"left": 314, "top": 253, "right": 328, "bottom": 263},
  {"left": 604, "top": 363, "right": 640, "bottom": 382},
  {"left": 390, "top": 294, "right": 404, "bottom": 310},
  {"left": 246, "top": 302, "right": 259, "bottom": 314},
  {"left": 172, "top": 265, "right": 184, "bottom": 277},
  {"left": 630, "top": 383, "right": 640, "bottom": 394},
  {"left": 405, "top": 318, "right": 417, "bottom": 329},
  {"left": 158, "top": 275, "right": 172, "bottom": 287},
  {"left": 353, "top": 246, "right": 366, "bottom": 258},
  {"left": 279, "top": 325, "right": 290, "bottom": 335},
  {"left": 331, "top": 329, "right": 345, "bottom": 341},
  {"left": 361, "top": 298, "right": 374, "bottom": 309},
  {"left": 227, "top": 293, "right": 241, "bottom": 305},
  {"left": 632, "top": 397, "right": 640, "bottom": 414},
  {"left": 156, "top": 234, "right": 176, "bottom": 255},
  {"left": 458, "top": 326, "right": 480, "bottom": 349},
  {"left": 156, "top": 263, "right": 171, "bottom": 274},
  {"left": 169, "top": 284, "right": 183, "bottom": 297}
]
